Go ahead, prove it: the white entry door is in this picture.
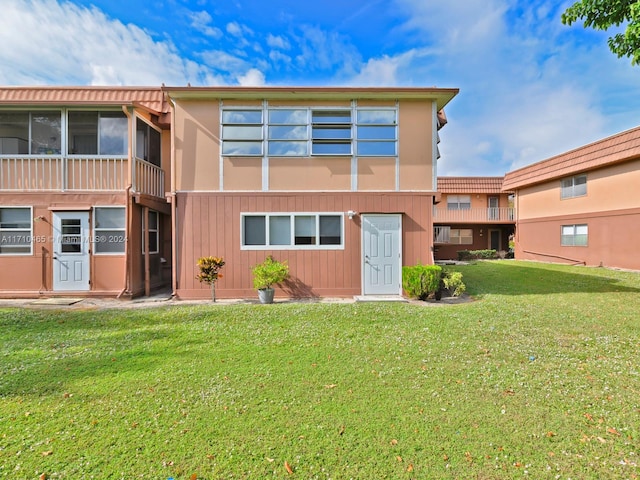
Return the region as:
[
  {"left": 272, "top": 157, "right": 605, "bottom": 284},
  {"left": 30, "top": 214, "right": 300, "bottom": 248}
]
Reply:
[
  {"left": 52, "top": 212, "right": 90, "bottom": 291},
  {"left": 362, "top": 214, "right": 402, "bottom": 295}
]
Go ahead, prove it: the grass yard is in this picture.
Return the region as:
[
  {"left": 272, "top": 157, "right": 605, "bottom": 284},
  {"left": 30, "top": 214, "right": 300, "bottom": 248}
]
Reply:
[{"left": 1, "top": 261, "right": 639, "bottom": 479}]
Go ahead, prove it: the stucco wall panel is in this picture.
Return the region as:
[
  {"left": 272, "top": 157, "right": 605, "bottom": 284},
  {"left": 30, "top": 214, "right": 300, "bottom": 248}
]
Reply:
[
  {"left": 223, "top": 157, "right": 262, "bottom": 191},
  {"left": 174, "top": 100, "right": 220, "bottom": 191},
  {"left": 517, "top": 159, "right": 640, "bottom": 220},
  {"left": 269, "top": 158, "right": 351, "bottom": 191},
  {"left": 357, "top": 157, "right": 396, "bottom": 190},
  {"left": 398, "top": 101, "right": 434, "bottom": 190}
]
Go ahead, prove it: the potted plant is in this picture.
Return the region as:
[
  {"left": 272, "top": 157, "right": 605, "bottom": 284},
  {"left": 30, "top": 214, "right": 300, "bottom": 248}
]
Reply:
[
  {"left": 195, "top": 256, "right": 225, "bottom": 301},
  {"left": 251, "top": 255, "right": 289, "bottom": 304}
]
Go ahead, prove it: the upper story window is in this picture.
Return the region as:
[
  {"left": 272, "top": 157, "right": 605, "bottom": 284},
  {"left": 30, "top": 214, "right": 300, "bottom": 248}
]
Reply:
[
  {"left": 136, "top": 118, "right": 161, "bottom": 166},
  {"left": 0, "top": 207, "right": 32, "bottom": 255},
  {"left": 221, "top": 105, "right": 398, "bottom": 157},
  {"left": 356, "top": 109, "right": 397, "bottom": 156},
  {"left": 221, "top": 109, "right": 263, "bottom": 156},
  {"left": 0, "top": 111, "right": 61, "bottom": 155},
  {"left": 68, "top": 111, "right": 127, "bottom": 156},
  {"left": 561, "top": 175, "right": 587, "bottom": 199},
  {"left": 311, "top": 110, "right": 352, "bottom": 155},
  {"left": 447, "top": 195, "right": 471, "bottom": 210},
  {"left": 268, "top": 109, "right": 308, "bottom": 156}
]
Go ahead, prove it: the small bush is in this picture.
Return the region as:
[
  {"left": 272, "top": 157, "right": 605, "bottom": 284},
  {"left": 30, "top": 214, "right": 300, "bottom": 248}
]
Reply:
[
  {"left": 442, "top": 270, "right": 466, "bottom": 297},
  {"left": 402, "top": 264, "right": 442, "bottom": 300},
  {"left": 458, "top": 249, "right": 497, "bottom": 261}
]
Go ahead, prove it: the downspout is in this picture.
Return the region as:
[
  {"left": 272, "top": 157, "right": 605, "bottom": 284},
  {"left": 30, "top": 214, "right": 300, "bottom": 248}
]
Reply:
[
  {"left": 167, "top": 95, "right": 178, "bottom": 298},
  {"left": 118, "top": 105, "right": 134, "bottom": 298}
]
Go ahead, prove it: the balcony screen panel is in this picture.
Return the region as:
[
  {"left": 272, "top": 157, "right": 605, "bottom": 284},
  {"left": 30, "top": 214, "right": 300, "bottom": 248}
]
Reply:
[
  {"left": 31, "top": 112, "right": 61, "bottom": 155},
  {"left": 0, "top": 112, "right": 29, "bottom": 154},
  {"left": 99, "top": 112, "right": 128, "bottom": 155}
]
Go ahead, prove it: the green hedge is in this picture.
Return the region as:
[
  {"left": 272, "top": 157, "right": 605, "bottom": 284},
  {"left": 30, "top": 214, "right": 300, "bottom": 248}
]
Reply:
[
  {"left": 402, "top": 264, "right": 442, "bottom": 300},
  {"left": 457, "top": 249, "right": 497, "bottom": 261}
]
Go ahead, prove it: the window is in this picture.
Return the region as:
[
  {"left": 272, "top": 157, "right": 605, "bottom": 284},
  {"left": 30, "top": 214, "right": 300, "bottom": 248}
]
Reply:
[
  {"left": 356, "top": 109, "right": 397, "bottom": 156},
  {"left": 434, "top": 226, "right": 450, "bottom": 244},
  {"left": 450, "top": 228, "right": 473, "bottom": 245},
  {"left": 268, "top": 109, "right": 308, "bottom": 156},
  {"left": 311, "top": 110, "right": 352, "bottom": 155},
  {"left": 561, "top": 224, "right": 588, "bottom": 246},
  {"left": 94, "top": 207, "right": 125, "bottom": 254},
  {"left": 0, "top": 111, "right": 60, "bottom": 155},
  {"left": 447, "top": 195, "right": 471, "bottom": 210},
  {"left": 221, "top": 105, "right": 399, "bottom": 157},
  {"left": 221, "top": 109, "right": 263, "bottom": 156},
  {"left": 561, "top": 175, "right": 587, "bottom": 199},
  {"left": 68, "top": 111, "right": 128, "bottom": 155},
  {"left": 142, "top": 210, "right": 159, "bottom": 254},
  {"left": 136, "top": 118, "right": 161, "bottom": 166},
  {"left": 242, "top": 213, "right": 344, "bottom": 249},
  {"left": 0, "top": 207, "right": 32, "bottom": 255}
]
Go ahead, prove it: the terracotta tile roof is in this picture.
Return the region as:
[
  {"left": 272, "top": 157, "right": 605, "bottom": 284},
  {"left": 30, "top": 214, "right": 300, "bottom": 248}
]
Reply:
[
  {"left": 437, "top": 176, "right": 507, "bottom": 194},
  {"left": 0, "top": 86, "right": 168, "bottom": 114},
  {"left": 503, "top": 125, "right": 640, "bottom": 190}
]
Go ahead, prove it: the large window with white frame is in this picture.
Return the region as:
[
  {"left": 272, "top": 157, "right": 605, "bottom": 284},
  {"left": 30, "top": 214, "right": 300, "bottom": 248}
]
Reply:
[
  {"left": 561, "top": 224, "right": 588, "bottom": 246},
  {"left": 268, "top": 109, "right": 308, "bottom": 156},
  {"left": 0, "top": 207, "right": 32, "bottom": 255},
  {"left": 94, "top": 207, "right": 126, "bottom": 254},
  {"left": 356, "top": 109, "right": 397, "bottom": 156},
  {"left": 242, "top": 213, "right": 344, "bottom": 249},
  {"left": 561, "top": 175, "right": 587, "bottom": 199},
  {"left": 447, "top": 195, "right": 471, "bottom": 210},
  {"left": 221, "top": 105, "right": 398, "bottom": 157},
  {"left": 221, "top": 109, "right": 263, "bottom": 156},
  {"left": 68, "top": 111, "right": 128, "bottom": 155},
  {"left": 0, "top": 111, "right": 61, "bottom": 155}
]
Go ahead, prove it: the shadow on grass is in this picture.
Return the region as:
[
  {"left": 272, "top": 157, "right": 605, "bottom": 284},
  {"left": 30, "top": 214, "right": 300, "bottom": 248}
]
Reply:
[
  {"left": 455, "top": 261, "right": 640, "bottom": 296},
  {"left": 0, "top": 308, "right": 211, "bottom": 397}
]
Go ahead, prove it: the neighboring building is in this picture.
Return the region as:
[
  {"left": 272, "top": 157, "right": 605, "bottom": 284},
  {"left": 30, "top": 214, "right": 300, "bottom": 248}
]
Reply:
[
  {"left": 433, "top": 177, "right": 514, "bottom": 260},
  {"left": 503, "top": 125, "right": 640, "bottom": 271},
  {"left": 164, "top": 86, "right": 458, "bottom": 299},
  {"left": 0, "top": 87, "right": 172, "bottom": 297}
]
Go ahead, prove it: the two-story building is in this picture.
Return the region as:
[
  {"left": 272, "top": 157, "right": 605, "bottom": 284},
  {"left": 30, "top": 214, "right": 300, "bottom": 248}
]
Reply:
[
  {"left": 503, "top": 125, "right": 640, "bottom": 271},
  {"left": 433, "top": 177, "right": 514, "bottom": 260},
  {"left": 164, "top": 86, "right": 458, "bottom": 299},
  {"left": 0, "top": 87, "right": 172, "bottom": 297}
]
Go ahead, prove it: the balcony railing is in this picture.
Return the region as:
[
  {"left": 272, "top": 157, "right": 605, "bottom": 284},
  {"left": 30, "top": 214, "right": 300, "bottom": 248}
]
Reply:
[
  {"left": 133, "top": 158, "right": 165, "bottom": 198},
  {"left": 433, "top": 206, "right": 515, "bottom": 223},
  {"left": 0, "top": 156, "right": 165, "bottom": 199}
]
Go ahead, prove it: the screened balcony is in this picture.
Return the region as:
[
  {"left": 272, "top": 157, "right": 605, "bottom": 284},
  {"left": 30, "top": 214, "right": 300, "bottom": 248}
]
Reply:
[{"left": 433, "top": 206, "right": 515, "bottom": 223}]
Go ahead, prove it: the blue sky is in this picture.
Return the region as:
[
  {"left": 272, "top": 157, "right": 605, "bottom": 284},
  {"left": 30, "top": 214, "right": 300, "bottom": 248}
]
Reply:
[{"left": 2, "top": 0, "right": 639, "bottom": 176}]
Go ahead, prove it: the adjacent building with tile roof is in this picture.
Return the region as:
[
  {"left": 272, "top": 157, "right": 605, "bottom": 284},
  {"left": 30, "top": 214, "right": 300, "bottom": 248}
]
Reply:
[
  {"left": 433, "top": 177, "right": 514, "bottom": 260},
  {"left": 503, "top": 125, "right": 640, "bottom": 270}
]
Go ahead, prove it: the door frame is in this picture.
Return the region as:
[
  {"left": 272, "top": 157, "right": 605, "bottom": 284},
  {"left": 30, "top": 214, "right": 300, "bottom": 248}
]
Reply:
[
  {"left": 488, "top": 228, "right": 502, "bottom": 251},
  {"left": 361, "top": 213, "right": 402, "bottom": 296},
  {"left": 52, "top": 211, "right": 91, "bottom": 292}
]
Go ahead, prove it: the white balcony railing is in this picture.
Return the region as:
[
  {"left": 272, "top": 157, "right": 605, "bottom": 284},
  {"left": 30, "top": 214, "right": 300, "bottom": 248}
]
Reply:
[
  {"left": 433, "top": 206, "right": 515, "bottom": 223},
  {"left": 1, "top": 156, "right": 165, "bottom": 199},
  {"left": 133, "top": 158, "right": 165, "bottom": 198}
]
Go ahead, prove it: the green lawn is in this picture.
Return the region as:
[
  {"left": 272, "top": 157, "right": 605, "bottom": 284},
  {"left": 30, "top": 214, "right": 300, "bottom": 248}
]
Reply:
[{"left": 1, "top": 261, "right": 639, "bottom": 479}]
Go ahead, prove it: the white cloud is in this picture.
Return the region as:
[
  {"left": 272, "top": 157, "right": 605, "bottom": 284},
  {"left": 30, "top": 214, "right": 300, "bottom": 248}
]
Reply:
[
  {"left": 266, "top": 34, "right": 290, "bottom": 50},
  {"left": 0, "top": 0, "right": 216, "bottom": 86},
  {"left": 237, "top": 68, "right": 266, "bottom": 86},
  {"left": 189, "top": 10, "right": 223, "bottom": 39}
]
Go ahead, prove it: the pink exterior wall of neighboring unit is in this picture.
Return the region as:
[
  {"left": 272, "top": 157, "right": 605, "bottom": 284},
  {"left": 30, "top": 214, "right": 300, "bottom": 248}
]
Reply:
[{"left": 174, "top": 192, "right": 435, "bottom": 299}]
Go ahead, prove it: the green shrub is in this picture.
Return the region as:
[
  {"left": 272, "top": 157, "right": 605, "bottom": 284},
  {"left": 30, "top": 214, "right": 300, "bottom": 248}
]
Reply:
[
  {"left": 442, "top": 270, "right": 466, "bottom": 297},
  {"left": 402, "top": 264, "right": 442, "bottom": 300},
  {"left": 252, "top": 255, "right": 289, "bottom": 290},
  {"left": 457, "top": 249, "right": 497, "bottom": 261}
]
